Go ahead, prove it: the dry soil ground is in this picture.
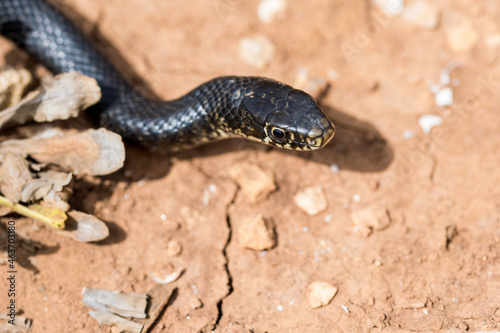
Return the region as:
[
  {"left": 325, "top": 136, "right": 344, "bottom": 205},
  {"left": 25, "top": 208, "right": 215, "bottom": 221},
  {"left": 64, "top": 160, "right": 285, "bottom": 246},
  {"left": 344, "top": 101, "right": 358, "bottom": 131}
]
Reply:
[{"left": 1, "top": 0, "right": 500, "bottom": 332}]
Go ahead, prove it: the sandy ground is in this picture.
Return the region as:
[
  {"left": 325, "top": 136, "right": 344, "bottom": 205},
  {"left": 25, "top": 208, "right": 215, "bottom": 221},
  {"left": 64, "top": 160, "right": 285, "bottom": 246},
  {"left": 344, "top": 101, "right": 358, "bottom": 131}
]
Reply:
[{"left": 1, "top": 0, "right": 500, "bottom": 332}]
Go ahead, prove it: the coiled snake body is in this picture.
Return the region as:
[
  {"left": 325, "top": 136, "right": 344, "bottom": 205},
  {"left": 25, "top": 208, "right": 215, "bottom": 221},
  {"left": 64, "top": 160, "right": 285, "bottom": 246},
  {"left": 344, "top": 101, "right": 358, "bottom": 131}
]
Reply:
[{"left": 0, "top": 0, "right": 335, "bottom": 151}]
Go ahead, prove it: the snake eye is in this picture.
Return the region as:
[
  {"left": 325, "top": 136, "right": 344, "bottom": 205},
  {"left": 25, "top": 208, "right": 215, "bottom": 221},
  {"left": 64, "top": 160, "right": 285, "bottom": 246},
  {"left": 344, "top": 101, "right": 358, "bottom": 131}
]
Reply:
[{"left": 270, "top": 127, "right": 287, "bottom": 142}]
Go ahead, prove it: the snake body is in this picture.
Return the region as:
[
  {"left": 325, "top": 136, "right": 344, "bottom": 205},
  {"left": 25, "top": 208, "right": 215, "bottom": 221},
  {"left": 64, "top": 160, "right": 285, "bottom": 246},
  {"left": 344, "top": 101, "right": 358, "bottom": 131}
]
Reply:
[{"left": 0, "top": 0, "right": 335, "bottom": 151}]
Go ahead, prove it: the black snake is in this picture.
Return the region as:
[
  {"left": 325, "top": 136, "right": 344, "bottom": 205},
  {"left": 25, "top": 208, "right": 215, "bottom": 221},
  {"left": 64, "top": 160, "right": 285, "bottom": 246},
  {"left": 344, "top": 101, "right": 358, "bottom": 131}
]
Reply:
[{"left": 0, "top": 0, "right": 335, "bottom": 151}]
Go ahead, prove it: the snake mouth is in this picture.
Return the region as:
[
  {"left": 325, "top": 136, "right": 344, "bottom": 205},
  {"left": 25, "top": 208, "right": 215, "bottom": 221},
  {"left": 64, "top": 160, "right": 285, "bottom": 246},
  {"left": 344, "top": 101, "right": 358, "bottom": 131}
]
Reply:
[
  {"left": 308, "top": 124, "right": 335, "bottom": 149},
  {"left": 302, "top": 116, "right": 336, "bottom": 150}
]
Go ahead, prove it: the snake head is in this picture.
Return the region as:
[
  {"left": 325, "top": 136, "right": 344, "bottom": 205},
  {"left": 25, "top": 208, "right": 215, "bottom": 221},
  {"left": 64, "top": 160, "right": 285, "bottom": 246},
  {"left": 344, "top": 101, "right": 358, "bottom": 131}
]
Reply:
[{"left": 238, "top": 79, "right": 335, "bottom": 150}]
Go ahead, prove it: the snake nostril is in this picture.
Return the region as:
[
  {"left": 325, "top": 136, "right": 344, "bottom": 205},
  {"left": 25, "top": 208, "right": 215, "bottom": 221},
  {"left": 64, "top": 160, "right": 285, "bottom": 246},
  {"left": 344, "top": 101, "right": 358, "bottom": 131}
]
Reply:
[{"left": 319, "top": 117, "right": 332, "bottom": 129}]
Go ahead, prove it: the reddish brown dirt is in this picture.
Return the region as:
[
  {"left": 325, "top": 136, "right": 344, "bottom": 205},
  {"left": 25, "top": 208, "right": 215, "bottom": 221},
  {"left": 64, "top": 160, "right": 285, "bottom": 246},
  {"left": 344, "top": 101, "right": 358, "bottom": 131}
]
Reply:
[{"left": 1, "top": 0, "right": 500, "bottom": 332}]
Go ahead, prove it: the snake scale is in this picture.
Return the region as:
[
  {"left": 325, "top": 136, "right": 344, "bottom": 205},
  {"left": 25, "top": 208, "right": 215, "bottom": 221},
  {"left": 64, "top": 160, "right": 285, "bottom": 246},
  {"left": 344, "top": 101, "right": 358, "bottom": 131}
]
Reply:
[{"left": 0, "top": 0, "right": 335, "bottom": 151}]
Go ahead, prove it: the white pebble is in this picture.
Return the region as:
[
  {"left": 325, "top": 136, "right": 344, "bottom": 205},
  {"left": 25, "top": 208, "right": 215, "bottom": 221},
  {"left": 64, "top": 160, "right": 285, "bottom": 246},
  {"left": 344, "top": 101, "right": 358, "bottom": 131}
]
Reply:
[
  {"left": 401, "top": 0, "right": 440, "bottom": 29},
  {"left": 239, "top": 36, "right": 275, "bottom": 69},
  {"left": 294, "top": 68, "right": 309, "bottom": 88},
  {"left": 440, "top": 68, "right": 451, "bottom": 85},
  {"left": 327, "top": 69, "right": 339, "bottom": 81},
  {"left": 373, "top": 0, "right": 404, "bottom": 15},
  {"left": 444, "top": 15, "right": 479, "bottom": 53},
  {"left": 276, "top": 304, "right": 283, "bottom": 311},
  {"left": 257, "top": 0, "right": 286, "bottom": 23},
  {"left": 258, "top": 250, "right": 267, "bottom": 258},
  {"left": 341, "top": 304, "right": 349, "bottom": 313},
  {"left": 166, "top": 239, "right": 183, "bottom": 257},
  {"left": 306, "top": 281, "right": 338, "bottom": 309},
  {"left": 208, "top": 184, "right": 217, "bottom": 193},
  {"left": 329, "top": 164, "right": 340, "bottom": 173},
  {"left": 403, "top": 130, "right": 413, "bottom": 139},
  {"left": 150, "top": 267, "right": 184, "bottom": 284},
  {"left": 324, "top": 215, "right": 333, "bottom": 223},
  {"left": 434, "top": 87, "right": 453, "bottom": 106},
  {"left": 353, "top": 194, "right": 361, "bottom": 202},
  {"left": 419, "top": 115, "right": 442, "bottom": 134},
  {"left": 203, "top": 189, "right": 210, "bottom": 206},
  {"left": 229, "top": 162, "right": 276, "bottom": 202},
  {"left": 160, "top": 214, "right": 167, "bottom": 221},
  {"left": 486, "top": 34, "right": 500, "bottom": 47},
  {"left": 293, "top": 186, "right": 329, "bottom": 216},
  {"left": 238, "top": 214, "right": 276, "bottom": 251},
  {"left": 428, "top": 83, "right": 440, "bottom": 94},
  {"left": 302, "top": 226, "right": 309, "bottom": 233},
  {"left": 350, "top": 205, "right": 391, "bottom": 237}
]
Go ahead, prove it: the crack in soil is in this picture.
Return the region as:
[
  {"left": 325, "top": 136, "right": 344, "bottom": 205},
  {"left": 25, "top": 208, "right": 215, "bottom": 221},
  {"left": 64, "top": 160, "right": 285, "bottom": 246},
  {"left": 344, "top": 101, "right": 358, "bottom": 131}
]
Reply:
[{"left": 213, "top": 188, "right": 238, "bottom": 330}]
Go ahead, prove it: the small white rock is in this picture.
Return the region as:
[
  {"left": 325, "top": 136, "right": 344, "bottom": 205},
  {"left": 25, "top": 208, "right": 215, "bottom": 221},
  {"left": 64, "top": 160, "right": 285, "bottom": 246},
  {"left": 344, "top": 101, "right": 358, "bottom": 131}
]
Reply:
[
  {"left": 257, "top": 0, "right": 286, "bottom": 23},
  {"left": 327, "top": 69, "right": 339, "bottom": 81},
  {"left": 329, "top": 164, "right": 340, "bottom": 173},
  {"left": 63, "top": 210, "right": 110, "bottom": 242},
  {"left": 372, "top": 0, "right": 404, "bottom": 15},
  {"left": 166, "top": 239, "right": 182, "bottom": 257},
  {"left": 351, "top": 205, "right": 391, "bottom": 237},
  {"left": 419, "top": 115, "right": 442, "bottom": 134},
  {"left": 403, "top": 130, "right": 413, "bottom": 139},
  {"left": 440, "top": 68, "right": 451, "bottom": 85},
  {"left": 434, "top": 87, "right": 453, "bottom": 106},
  {"left": 306, "top": 281, "right": 338, "bottom": 309},
  {"left": 238, "top": 214, "right": 276, "bottom": 251},
  {"left": 293, "top": 186, "right": 328, "bottom": 216},
  {"left": 485, "top": 34, "right": 500, "bottom": 47},
  {"left": 239, "top": 36, "right": 275, "bottom": 69},
  {"left": 293, "top": 69, "right": 328, "bottom": 100},
  {"left": 203, "top": 189, "right": 210, "bottom": 206},
  {"left": 150, "top": 267, "right": 184, "bottom": 285},
  {"left": 229, "top": 162, "right": 276, "bottom": 202},
  {"left": 401, "top": 0, "right": 440, "bottom": 29},
  {"left": 188, "top": 297, "right": 203, "bottom": 310},
  {"left": 444, "top": 15, "right": 479, "bottom": 53}
]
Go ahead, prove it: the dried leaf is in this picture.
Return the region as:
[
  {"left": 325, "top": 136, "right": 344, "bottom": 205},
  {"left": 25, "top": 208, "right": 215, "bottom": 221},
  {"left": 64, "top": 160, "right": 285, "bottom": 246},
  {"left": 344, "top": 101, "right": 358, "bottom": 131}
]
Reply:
[
  {"left": 82, "top": 288, "right": 147, "bottom": 319},
  {"left": 1, "top": 128, "right": 125, "bottom": 176},
  {"left": 59, "top": 210, "right": 109, "bottom": 242},
  {"left": 0, "top": 72, "right": 100, "bottom": 129},
  {"left": 88, "top": 310, "right": 143, "bottom": 333},
  {"left": 0, "top": 66, "right": 33, "bottom": 110},
  {"left": 0, "top": 152, "right": 32, "bottom": 203}
]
